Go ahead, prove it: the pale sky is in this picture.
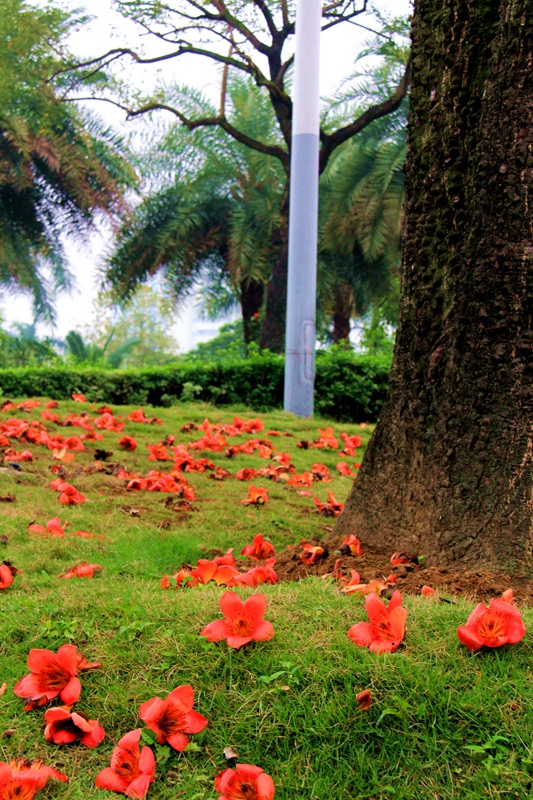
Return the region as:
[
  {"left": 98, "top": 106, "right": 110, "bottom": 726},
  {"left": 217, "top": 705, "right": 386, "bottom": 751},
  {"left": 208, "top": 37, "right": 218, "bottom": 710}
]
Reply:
[{"left": 3, "top": 0, "right": 411, "bottom": 351}]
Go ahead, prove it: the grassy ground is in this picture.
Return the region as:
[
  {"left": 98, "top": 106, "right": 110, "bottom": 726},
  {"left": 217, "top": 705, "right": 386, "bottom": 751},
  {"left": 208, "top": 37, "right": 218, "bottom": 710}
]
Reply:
[{"left": 1, "top": 400, "right": 533, "bottom": 799}]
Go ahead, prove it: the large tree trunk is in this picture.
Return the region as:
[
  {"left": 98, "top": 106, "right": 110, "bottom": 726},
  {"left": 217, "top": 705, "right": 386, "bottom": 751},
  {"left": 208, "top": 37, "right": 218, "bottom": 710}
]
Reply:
[
  {"left": 335, "top": 0, "right": 533, "bottom": 572},
  {"left": 240, "top": 278, "right": 264, "bottom": 352},
  {"left": 332, "top": 281, "right": 353, "bottom": 346},
  {"left": 259, "top": 185, "right": 289, "bottom": 353}
]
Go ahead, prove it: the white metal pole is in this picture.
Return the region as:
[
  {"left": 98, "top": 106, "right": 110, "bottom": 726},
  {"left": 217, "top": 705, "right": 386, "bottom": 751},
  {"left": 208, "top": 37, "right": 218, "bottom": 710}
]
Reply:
[{"left": 283, "top": 0, "right": 322, "bottom": 417}]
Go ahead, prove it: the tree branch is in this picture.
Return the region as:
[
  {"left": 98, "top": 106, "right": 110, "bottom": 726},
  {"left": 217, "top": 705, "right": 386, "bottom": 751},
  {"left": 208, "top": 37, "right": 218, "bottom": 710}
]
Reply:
[
  {"left": 319, "top": 57, "right": 411, "bottom": 172},
  {"left": 251, "top": 0, "right": 278, "bottom": 37},
  {"left": 69, "top": 95, "right": 289, "bottom": 169}
]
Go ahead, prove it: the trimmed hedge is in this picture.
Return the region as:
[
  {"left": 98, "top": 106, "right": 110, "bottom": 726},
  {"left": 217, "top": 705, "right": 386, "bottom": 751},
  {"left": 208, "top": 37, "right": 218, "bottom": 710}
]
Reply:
[{"left": 0, "top": 350, "right": 391, "bottom": 422}]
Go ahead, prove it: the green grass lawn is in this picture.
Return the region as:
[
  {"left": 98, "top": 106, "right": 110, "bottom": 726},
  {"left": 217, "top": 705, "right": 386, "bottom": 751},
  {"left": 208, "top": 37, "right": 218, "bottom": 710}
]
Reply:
[{"left": 1, "top": 400, "right": 533, "bottom": 799}]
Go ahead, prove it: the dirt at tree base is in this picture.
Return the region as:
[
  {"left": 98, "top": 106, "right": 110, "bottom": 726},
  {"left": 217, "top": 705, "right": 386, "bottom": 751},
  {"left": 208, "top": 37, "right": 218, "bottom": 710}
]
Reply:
[{"left": 269, "top": 539, "right": 533, "bottom": 604}]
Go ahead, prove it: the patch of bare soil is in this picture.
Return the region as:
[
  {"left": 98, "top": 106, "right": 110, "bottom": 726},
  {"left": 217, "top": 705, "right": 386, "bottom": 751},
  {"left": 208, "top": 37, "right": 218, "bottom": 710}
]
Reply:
[{"left": 271, "top": 539, "right": 533, "bottom": 604}]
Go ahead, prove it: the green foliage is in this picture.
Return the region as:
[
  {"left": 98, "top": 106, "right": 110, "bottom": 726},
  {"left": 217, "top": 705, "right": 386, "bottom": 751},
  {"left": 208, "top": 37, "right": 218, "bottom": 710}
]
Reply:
[
  {"left": 106, "top": 79, "right": 284, "bottom": 319},
  {"left": 0, "top": 329, "right": 60, "bottom": 368},
  {"left": 181, "top": 321, "right": 246, "bottom": 364},
  {"left": 0, "top": 0, "right": 136, "bottom": 320},
  {"left": 78, "top": 285, "right": 180, "bottom": 368},
  {"left": 0, "top": 349, "right": 391, "bottom": 421}
]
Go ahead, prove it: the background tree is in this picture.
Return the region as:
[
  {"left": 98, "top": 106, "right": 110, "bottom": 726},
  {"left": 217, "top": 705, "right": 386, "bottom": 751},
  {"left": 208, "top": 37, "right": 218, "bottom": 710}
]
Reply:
[
  {"left": 106, "top": 79, "right": 284, "bottom": 352},
  {"left": 0, "top": 0, "right": 136, "bottom": 320},
  {"left": 75, "top": 284, "right": 180, "bottom": 367},
  {"left": 66, "top": 1, "right": 410, "bottom": 351},
  {"left": 318, "top": 135, "right": 405, "bottom": 344},
  {"left": 108, "top": 63, "right": 406, "bottom": 352},
  {"left": 335, "top": 0, "right": 533, "bottom": 573}
]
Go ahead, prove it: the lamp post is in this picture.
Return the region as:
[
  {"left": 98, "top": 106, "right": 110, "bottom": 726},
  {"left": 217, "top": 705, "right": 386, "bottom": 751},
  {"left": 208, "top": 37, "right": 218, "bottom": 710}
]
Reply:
[{"left": 283, "top": 0, "right": 322, "bottom": 417}]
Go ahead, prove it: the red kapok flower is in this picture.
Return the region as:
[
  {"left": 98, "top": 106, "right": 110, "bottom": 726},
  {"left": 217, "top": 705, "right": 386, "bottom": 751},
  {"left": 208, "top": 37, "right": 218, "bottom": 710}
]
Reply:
[
  {"left": 299, "top": 543, "right": 327, "bottom": 564},
  {"left": 501, "top": 588, "right": 514, "bottom": 604},
  {"left": 44, "top": 706, "right": 105, "bottom": 747},
  {"left": 348, "top": 590, "right": 407, "bottom": 654},
  {"left": 356, "top": 689, "right": 372, "bottom": 710},
  {"left": 0, "top": 758, "right": 68, "bottom": 800},
  {"left": 241, "top": 486, "right": 269, "bottom": 505},
  {"left": 241, "top": 535, "right": 275, "bottom": 561},
  {"left": 340, "top": 534, "right": 363, "bottom": 557},
  {"left": 95, "top": 729, "right": 155, "bottom": 799},
  {"left": 60, "top": 562, "right": 102, "bottom": 579},
  {"left": 421, "top": 585, "right": 436, "bottom": 597},
  {"left": 28, "top": 517, "right": 67, "bottom": 537},
  {"left": 14, "top": 644, "right": 98, "bottom": 709},
  {"left": 119, "top": 436, "right": 138, "bottom": 451},
  {"left": 390, "top": 552, "right": 418, "bottom": 567},
  {"left": 138, "top": 685, "right": 208, "bottom": 751},
  {"left": 236, "top": 468, "right": 257, "bottom": 481},
  {"left": 0, "top": 563, "right": 14, "bottom": 590},
  {"left": 71, "top": 393, "right": 86, "bottom": 403},
  {"left": 215, "top": 763, "right": 275, "bottom": 800},
  {"left": 201, "top": 591, "right": 274, "bottom": 649},
  {"left": 55, "top": 482, "right": 86, "bottom": 505},
  {"left": 457, "top": 598, "right": 526, "bottom": 651}
]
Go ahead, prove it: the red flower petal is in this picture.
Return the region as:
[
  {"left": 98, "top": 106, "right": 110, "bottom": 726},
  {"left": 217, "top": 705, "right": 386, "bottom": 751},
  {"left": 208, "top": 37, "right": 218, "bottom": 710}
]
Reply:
[
  {"left": 220, "top": 591, "right": 245, "bottom": 619},
  {"left": 242, "top": 593, "right": 267, "bottom": 622}
]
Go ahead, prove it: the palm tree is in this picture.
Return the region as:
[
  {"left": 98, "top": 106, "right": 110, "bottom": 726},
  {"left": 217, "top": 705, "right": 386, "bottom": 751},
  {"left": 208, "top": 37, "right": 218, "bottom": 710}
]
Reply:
[
  {"left": 106, "top": 78, "right": 285, "bottom": 350},
  {"left": 0, "top": 0, "right": 136, "bottom": 320},
  {"left": 318, "top": 136, "right": 406, "bottom": 344}
]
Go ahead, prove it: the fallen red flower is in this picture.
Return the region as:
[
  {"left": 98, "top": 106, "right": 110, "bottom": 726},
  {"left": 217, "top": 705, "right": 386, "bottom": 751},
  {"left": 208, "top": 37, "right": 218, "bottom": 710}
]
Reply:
[
  {"left": 161, "top": 568, "right": 198, "bottom": 589},
  {"left": 236, "top": 467, "right": 257, "bottom": 481},
  {"left": 348, "top": 591, "right": 407, "bottom": 653},
  {"left": 313, "top": 491, "right": 344, "bottom": 517},
  {"left": 201, "top": 591, "right": 274, "bottom": 649},
  {"left": 146, "top": 444, "right": 172, "bottom": 461},
  {"left": 60, "top": 562, "right": 102, "bottom": 579},
  {"left": 119, "top": 436, "right": 138, "bottom": 451},
  {"left": 241, "top": 486, "right": 269, "bottom": 505},
  {"left": 0, "top": 562, "right": 15, "bottom": 590},
  {"left": 311, "top": 426, "right": 338, "bottom": 449},
  {"left": 390, "top": 552, "right": 419, "bottom": 567},
  {"left": 457, "top": 598, "right": 526, "bottom": 651},
  {"left": 46, "top": 401, "right": 59, "bottom": 409},
  {"left": 95, "top": 729, "right": 155, "bottom": 798},
  {"left": 241, "top": 534, "right": 275, "bottom": 561},
  {"left": 71, "top": 393, "right": 86, "bottom": 403},
  {"left": 14, "top": 644, "right": 86, "bottom": 707},
  {"left": 28, "top": 518, "right": 67, "bottom": 537},
  {"left": 336, "top": 461, "right": 354, "bottom": 476},
  {"left": 0, "top": 759, "right": 68, "bottom": 800},
  {"left": 139, "top": 685, "right": 208, "bottom": 751},
  {"left": 311, "top": 463, "right": 332, "bottom": 482},
  {"left": 340, "top": 534, "right": 363, "bottom": 557},
  {"left": 192, "top": 559, "right": 240, "bottom": 586},
  {"left": 229, "top": 561, "right": 278, "bottom": 587},
  {"left": 287, "top": 471, "right": 313, "bottom": 487},
  {"left": 341, "top": 574, "right": 390, "bottom": 596},
  {"left": 209, "top": 466, "right": 233, "bottom": 481},
  {"left": 51, "top": 482, "right": 85, "bottom": 505},
  {"left": 356, "top": 689, "right": 372, "bottom": 710},
  {"left": 4, "top": 449, "right": 33, "bottom": 462},
  {"left": 44, "top": 706, "right": 105, "bottom": 747},
  {"left": 299, "top": 543, "right": 327, "bottom": 564},
  {"left": 421, "top": 585, "right": 436, "bottom": 597},
  {"left": 501, "top": 588, "right": 514, "bottom": 604},
  {"left": 215, "top": 763, "right": 275, "bottom": 800}
]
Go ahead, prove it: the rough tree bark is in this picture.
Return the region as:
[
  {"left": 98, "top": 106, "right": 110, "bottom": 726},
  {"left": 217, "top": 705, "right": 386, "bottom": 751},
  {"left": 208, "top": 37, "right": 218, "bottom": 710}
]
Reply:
[
  {"left": 259, "top": 186, "right": 289, "bottom": 352},
  {"left": 332, "top": 281, "right": 353, "bottom": 345},
  {"left": 240, "top": 277, "right": 264, "bottom": 350},
  {"left": 334, "top": 0, "right": 533, "bottom": 572}
]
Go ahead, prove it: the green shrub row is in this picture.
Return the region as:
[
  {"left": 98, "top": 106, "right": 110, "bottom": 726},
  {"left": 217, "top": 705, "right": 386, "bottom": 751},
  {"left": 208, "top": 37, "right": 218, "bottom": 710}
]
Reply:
[{"left": 0, "top": 350, "right": 391, "bottom": 422}]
